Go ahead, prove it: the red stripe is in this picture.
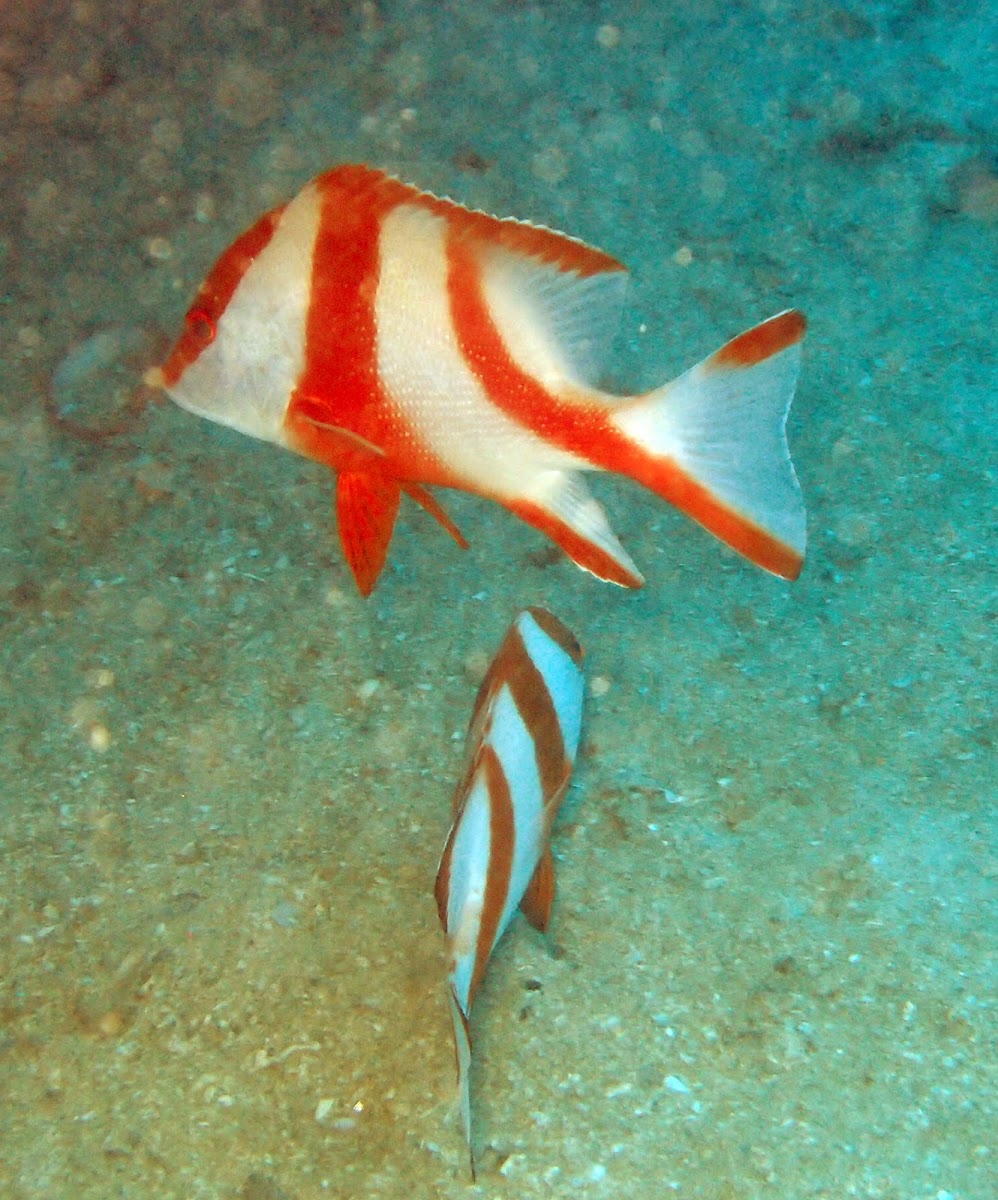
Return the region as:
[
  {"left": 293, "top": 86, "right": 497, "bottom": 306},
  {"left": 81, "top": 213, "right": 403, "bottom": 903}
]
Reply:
[
  {"left": 446, "top": 241, "right": 802, "bottom": 577},
  {"left": 283, "top": 166, "right": 422, "bottom": 470},
  {"left": 452, "top": 609, "right": 581, "bottom": 822},
  {"left": 446, "top": 228, "right": 628, "bottom": 463},
  {"left": 284, "top": 164, "right": 622, "bottom": 482},
  {"left": 161, "top": 202, "right": 286, "bottom": 386},
  {"left": 639, "top": 467, "right": 804, "bottom": 580}
]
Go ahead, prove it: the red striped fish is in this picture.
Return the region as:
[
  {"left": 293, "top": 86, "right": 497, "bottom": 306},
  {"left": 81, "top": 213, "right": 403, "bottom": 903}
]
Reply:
[
  {"left": 148, "top": 163, "right": 807, "bottom": 595},
  {"left": 435, "top": 607, "right": 585, "bottom": 1177}
]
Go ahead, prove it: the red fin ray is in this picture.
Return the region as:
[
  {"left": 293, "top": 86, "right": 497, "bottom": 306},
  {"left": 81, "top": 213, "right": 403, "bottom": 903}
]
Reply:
[
  {"left": 335, "top": 472, "right": 401, "bottom": 596},
  {"left": 401, "top": 482, "right": 469, "bottom": 549}
]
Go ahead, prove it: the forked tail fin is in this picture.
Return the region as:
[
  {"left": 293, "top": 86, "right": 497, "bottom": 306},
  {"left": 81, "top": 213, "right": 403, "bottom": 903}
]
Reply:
[{"left": 614, "top": 309, "right": 807, "bottom": 579}]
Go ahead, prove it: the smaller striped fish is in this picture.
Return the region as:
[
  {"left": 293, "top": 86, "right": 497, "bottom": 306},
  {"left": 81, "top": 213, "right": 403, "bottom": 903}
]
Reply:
[{"left": 434, "top": 607, "right": 585, "bottom": 1177}]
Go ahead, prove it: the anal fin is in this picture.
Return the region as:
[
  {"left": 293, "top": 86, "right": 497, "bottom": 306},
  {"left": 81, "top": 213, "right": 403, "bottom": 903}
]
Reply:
[
  {"left": 520, "top": 848, "right": 556, "bottom": 932},
  {"left": 507, "top": 471, "right": 644, "bottom": 588}
]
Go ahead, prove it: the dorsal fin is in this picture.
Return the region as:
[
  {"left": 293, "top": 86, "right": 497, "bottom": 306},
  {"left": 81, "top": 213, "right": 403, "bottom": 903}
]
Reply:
[
  {"left": 360, "top": 159, "right": 629, "bottom": 387},
  {"left": 477, "top": 243, "right": 629, "bottom": 387}
]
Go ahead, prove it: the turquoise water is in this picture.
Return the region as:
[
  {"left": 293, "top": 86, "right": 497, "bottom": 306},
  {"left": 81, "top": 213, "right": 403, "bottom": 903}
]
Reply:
[{"left": 1, "top": 3, "right": 994, "bottom": 1197}]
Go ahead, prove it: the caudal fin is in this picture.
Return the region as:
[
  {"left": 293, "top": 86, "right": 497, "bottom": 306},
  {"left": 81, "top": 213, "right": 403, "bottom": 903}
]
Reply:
[
  {"left": 446, "top": 986, "right": 476, "bottom": 1181},
  {"left": 614, "top": 309, "right": 807, "bottom": 580}
]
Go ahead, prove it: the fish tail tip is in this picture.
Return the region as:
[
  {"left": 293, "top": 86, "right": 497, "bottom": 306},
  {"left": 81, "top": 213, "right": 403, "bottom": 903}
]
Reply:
[{"left": 709, "top": 307, "right": 807, "bottom": 371}]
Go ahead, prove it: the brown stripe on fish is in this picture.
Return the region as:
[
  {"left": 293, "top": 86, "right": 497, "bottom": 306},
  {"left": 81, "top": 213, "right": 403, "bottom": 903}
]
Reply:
[
  {"left": 524, "top": 606, "right": 584, "bottom": 667},
  {"left": 500, "top": 624, "right": 572, "bottom": 805}
]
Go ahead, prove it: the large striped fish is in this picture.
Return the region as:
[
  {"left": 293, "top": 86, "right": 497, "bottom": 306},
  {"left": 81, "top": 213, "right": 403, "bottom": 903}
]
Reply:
[
  {"left": 147, "top": 163, "right": 807, "bottom": 595},
  {"left": 435, "top": 607, "right": 585, "bottom": 1177}
]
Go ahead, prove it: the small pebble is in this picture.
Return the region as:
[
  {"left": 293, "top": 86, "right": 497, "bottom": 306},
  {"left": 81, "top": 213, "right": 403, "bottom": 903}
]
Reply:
[
  {"left": 268, "top": 142, "right": 304, "bottom": 175},
  {"left": 532, "top": 146, "right": 569, "bottom": 185},
  {"left": 97, "top": 1009, "right": 124, "bottom": 1037},
  {"left": 834, "top": 510, "right": 876, "bottom": 548},
  {"left": 214, "top": 60, "right": 278, "bottom": 129},
  {"left": 463, "top": 649, "right": 490, "bottom": 684},
  {"left": 499, "top": 1153, "right": 527, "bottom": 1177},
  {"left": 146, "top": 236, "right": 173, "bottom": 262},
  {"left": 271, "top": 901, "right": 299, "bottom": 929},
  {"left": 700, "top": 166, "right": 727, "bottom": 203},
  {"left": 89, "top": 723, "right": 112, "bottom": 753},
  {"left": 133, "top": 595, "right": 169, "bottom": 633},
  {"left": 194, "top": 192, "right": 217, "bottom": 223}
]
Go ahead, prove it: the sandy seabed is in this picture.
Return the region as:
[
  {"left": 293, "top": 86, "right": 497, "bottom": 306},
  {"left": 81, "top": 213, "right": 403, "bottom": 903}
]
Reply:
[{"left": 1, "top": 3, "right": 995, "bottom": 1198}]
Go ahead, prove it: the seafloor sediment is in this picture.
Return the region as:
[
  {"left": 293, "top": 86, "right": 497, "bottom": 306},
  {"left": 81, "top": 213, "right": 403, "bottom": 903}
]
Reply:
[{"left": 1, "top": 3, "right": 995, "bottom": 1198}]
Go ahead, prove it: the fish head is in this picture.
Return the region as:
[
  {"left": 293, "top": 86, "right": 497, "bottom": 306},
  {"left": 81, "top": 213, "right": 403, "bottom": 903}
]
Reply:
[
  {"left": 152, "top": 295, "right": 297, "bottom": 448},
  {"left": 149, "top": 197, "right": 314, "bottom": 449}
]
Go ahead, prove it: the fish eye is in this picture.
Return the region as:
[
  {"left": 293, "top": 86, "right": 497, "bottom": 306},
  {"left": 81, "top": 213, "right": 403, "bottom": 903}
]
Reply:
[{"left": 185, "top": 306, "right": 217, "bottom": 344}]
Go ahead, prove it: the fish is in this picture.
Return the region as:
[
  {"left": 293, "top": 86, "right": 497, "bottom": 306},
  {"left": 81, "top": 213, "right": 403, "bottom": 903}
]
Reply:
[
  {"left": 434, "top": 607, "right": 585, "bottom": 1177},
  {"left": 147, "top": 163, "right": 807, "bottom": 595}
]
